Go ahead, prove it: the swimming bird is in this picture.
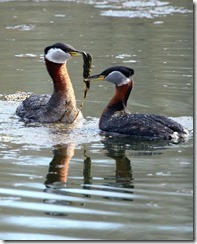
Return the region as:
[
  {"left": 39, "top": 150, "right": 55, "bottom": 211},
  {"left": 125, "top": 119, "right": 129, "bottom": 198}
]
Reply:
[
  {"left": 86, "top": 66, "right": 189, "bottom": 141},
  {"left": 16, "top": 43, "right": 84, "bottom": 124}
]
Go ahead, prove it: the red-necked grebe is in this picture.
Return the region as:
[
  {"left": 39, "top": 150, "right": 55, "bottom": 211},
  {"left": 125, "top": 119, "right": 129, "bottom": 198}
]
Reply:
[
  {"left": 16, "top": 43, "right": 85, "bottom": 123},
  {"left": 86, "top": 66, "right": 189, "bottom": 140}
]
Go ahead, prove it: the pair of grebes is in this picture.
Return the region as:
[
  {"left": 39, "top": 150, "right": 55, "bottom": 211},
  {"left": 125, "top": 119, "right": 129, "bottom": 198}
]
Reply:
[{"left": 16, "top": 43, "right": 189, "bottom": 141}]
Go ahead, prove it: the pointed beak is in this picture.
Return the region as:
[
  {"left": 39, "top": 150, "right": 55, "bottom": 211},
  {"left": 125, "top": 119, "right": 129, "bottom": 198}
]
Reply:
[
  {"left": 84, "top": 74, "right": 105, "bottom": 82},
  {"left": 69, "top": 50, "right": 83, "bottom": 57}
]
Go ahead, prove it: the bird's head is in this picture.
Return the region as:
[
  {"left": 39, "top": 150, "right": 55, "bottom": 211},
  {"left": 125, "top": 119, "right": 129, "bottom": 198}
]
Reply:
[
  {"left": 44, "top": 42, "right": 83, "bottom": 64},
  {"left": 85, "top": 66, "right": 134, "bottom": 86}
]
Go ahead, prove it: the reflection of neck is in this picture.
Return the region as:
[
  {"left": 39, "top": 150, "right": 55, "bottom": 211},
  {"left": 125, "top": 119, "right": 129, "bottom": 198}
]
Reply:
[
  {"left": 115, "top": 156, "right": 132, "bottom": 183},
  {"left": 45, "top": 144, "right": 75, "bottom": 184},
  {"left": 104, "top": 144, "right": 133, "bottom": 184}
]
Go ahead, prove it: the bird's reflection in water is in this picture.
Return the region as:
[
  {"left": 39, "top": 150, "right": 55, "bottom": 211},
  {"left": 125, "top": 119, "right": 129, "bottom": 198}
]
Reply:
[
  {"left": 44, "top": 143, "right": 83, "bottom": 216},
  {"left": 95, "top": 137, "right": 134, "bottom": 201},
  {"left": 43, "top": 136, "right": 170, "bottom": 214},
  {"left": 96, "top": 135, "right": 172, "bottom": 201},
  {"left": 100, "top": 132, "right": 171, "bottom": 156},
  {"left": 45, "top": 143, "right": 75, "bottom": 186},
  {"left": 102, "top": 139, "right": 133, "bottom": 186}
]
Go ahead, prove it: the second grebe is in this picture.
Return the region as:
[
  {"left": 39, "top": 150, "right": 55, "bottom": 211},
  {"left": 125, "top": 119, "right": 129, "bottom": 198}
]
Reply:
[
  {"left": 86, "top": 66, "right": 189, "bottom": 140},
  {"left": 16, "top": 43, "right": 85, "bottom": 123}
]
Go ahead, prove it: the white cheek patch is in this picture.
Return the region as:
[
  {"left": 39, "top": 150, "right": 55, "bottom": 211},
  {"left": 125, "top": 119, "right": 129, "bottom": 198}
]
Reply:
[
  {"left": 120, "top": 77, "right": 131, "bottom": 86},
  {"left": 106, "top": 71, "right": 130, "bottom": 86},
  {"left": 45, "top": 48, "right": 71, "bottom": 64}
]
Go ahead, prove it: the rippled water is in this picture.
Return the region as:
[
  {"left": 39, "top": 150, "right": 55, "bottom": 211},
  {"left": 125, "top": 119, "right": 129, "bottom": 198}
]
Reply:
[{"left": 0, "top": 0, "right": 193, "bottom": 241}]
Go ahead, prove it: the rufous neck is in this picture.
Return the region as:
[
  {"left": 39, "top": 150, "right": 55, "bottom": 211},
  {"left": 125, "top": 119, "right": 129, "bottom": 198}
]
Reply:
[
  {"left": 45, "top": 58, "right": 73, "bottom": 93},
  {"left": 106, "top": 81, "right": 133, "bottom": 112}
]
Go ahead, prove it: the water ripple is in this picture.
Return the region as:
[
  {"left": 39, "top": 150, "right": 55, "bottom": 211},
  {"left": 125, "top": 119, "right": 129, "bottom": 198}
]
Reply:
[
  {"left": 92, "top": 0, "right": 192, "bottom": 19},
  {"left": 0, "top": 232, "right": 84, "bottom": 241},
  {"left": 0, "top": 200, "right": 119, "bottom": 216},
  {"left": 6, "top": 24, "right": 35, "bottom": 31}
]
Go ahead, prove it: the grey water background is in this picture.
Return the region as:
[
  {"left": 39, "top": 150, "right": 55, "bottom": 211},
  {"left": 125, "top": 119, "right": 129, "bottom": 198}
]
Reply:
[{"left": 0, "top": 0, "right": 193, "bottom": 241}]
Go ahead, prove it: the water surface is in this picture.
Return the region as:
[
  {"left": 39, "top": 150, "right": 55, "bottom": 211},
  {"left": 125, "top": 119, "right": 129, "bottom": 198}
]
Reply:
[{"left": 0, "top": 0, "right": 193, "bottom": 241}]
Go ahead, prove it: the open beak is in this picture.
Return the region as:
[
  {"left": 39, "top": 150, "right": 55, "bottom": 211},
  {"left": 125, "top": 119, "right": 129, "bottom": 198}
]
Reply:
[
  {"left": 69, "top": 50, "right": 83, "bottom": 57},
  {"left": 84, "top": 74, "right": 105, "bottom": 82}
]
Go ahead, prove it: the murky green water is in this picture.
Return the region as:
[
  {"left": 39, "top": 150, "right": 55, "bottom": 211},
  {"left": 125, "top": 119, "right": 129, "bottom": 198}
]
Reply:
[{"left": 0, "top": 0, "right": 193, "bottom": 241}]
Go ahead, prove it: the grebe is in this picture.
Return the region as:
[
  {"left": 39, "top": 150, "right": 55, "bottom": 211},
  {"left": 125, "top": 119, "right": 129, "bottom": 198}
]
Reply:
[
  {"left": 16, "top": 43, "right": 85, "bottom": 123},
  {"left": 86, "top": 66, "right": 189, "bottom": 140}
]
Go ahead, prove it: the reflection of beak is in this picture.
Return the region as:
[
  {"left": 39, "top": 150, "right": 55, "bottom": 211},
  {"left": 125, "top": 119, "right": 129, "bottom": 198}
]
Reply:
[
  {"left": 69, "top": 50, "right": 83, "bottom": 57},
  {"left": 84, "top": 74, "right": 105, "bottom": 82}
]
